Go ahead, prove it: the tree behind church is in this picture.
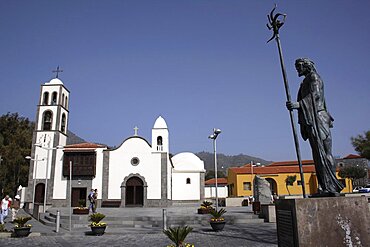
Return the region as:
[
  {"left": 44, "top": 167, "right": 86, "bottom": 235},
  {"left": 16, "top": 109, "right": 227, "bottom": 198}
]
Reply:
[{"left": 0, "top": 112, "right": 34, "bottom": 198}]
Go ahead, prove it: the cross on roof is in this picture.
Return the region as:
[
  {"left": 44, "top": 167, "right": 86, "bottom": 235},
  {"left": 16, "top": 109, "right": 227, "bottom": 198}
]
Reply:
[
  {"left": 134, "top": 126, "right": 139, "bottom": 136},
  {"left": 52, "top": 66, "right": 63, "bottom": 78}
]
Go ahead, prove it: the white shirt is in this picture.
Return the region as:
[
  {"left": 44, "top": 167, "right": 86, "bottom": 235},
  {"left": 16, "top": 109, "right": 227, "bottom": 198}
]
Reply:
[{"left": 1, "top": 198, "right": 9, "bottom": 210}]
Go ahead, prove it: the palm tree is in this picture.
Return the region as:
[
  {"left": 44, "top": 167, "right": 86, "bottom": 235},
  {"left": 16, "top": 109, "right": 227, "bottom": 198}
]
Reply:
[{"left": 163, "top": 226, "right": 193, "bottom": 247}]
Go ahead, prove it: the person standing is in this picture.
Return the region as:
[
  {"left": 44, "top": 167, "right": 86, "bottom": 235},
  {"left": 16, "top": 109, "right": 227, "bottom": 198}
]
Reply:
[
  {"left": 92, "top": 189, "right": 98, "bottom": 213},
  {"left": 286, "top": 58, "right": 343, "bottom": 196},
  {"left": 0, "top": 195, "right": 11, "bottom": 224},
  {"left": 88, "top": 189, "right": 94, "bottom": 213},
  {"left": 11, "top": 195, "right": 21, "bottom": 222}
]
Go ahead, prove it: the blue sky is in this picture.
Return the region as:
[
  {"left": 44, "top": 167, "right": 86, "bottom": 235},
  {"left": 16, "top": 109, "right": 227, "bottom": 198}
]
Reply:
[{"left": 1, "top": 1, "right": 369, "bottom": 162}]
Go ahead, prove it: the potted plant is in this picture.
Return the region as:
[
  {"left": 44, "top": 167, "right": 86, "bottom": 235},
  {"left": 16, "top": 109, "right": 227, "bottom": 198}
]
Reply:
[
  {"left": 209, "top": 208, "right": 227, "bottom": 231},
  {"left": 73, "top": 199, "right": 89, "bottom": 214},
  {"left": 163, "top": 225, "right": 194, "bottom": 247},
  {"left": 13, "top": 216, "right": 32, "bottom": 237},
  {"left": 89, "top": 212, "right": 107, "bottom": 235},
  {"left": 197, "top": 200, "right": 213, "bottom": 214}
]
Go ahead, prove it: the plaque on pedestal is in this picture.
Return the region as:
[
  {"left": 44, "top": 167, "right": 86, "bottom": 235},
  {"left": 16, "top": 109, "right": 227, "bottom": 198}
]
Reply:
[{"left": 275, "top": 197, "right": 369, "bottom": 247}]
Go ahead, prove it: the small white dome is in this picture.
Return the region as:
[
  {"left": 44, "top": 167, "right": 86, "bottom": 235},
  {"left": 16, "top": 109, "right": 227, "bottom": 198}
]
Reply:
[
  {"left": 153, "top": 116, "right": 168, "bottom": 129},
  {"left": 46, "top": 78, "right": 64, "bottom": 85},
  {"left": 172, "top": 152, "right": 205, "bottom": 171}
]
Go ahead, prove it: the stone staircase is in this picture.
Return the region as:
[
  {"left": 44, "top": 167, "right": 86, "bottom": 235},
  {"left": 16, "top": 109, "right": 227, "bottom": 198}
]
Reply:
[{"left": 39, "top": 209, "right": 264, "bottom": 230}]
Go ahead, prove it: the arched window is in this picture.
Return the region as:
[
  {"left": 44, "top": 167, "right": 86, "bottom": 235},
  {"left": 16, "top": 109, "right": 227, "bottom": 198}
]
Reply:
[
  {"left": 61, "top": 113, "right": 66, "bottom": 133},
  {"left": 52, "top": 92, "right": 58, "bottom": 105},
  {"left": 62, "top": 93, "right": 65, "bottom": 106},
  {"left": 43, "top": 92, "right": 49, "bottom": 105},
  {"left": 157, "top": 136, "right": 163, "bottom": 151},
  {"left": 65, "top": 96, "right": 68, "bottom": 109},
  {"left": 42, "top": 111, "right": 53, "bottom": 130},
  {"left": 157, "top": 136, "right": 163, "bottom": 145},
  {"left": 186, "top": 178, "right": 191, "bottom": 184}
]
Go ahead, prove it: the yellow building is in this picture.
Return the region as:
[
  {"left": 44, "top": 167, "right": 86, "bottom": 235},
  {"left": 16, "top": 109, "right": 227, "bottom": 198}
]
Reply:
[{"left": 227, "top": 160, "right": 352, "bottom": 197}]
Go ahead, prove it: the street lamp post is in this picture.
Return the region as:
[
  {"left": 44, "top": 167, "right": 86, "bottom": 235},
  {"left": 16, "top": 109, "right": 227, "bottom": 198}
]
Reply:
[
  {"left": 25, "top": 155, "right": 45, "bottom": 210},
  {"left": 209, "top": 128, "right": 221, "bottom": 211},
  {"left": 69, "top": 160, "right": 72, "bottom": 231}
]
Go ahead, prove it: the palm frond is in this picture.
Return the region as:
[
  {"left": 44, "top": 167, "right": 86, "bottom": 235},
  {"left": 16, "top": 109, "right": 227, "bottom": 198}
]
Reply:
[{"left": 163, "top": 226, "right": 193, "bottom": 246}]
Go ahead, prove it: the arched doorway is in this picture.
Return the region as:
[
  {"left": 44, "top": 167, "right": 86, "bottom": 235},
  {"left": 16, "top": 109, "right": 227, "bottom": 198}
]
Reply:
[
  {"left": 265, "top": 178, "right": 278, "bottom": 195},
  {"left": 125, "top": 177, "right": 144, "bottom": 207},
  {"left": 35, "top": 183, "right": 45, "bottom": 203}
]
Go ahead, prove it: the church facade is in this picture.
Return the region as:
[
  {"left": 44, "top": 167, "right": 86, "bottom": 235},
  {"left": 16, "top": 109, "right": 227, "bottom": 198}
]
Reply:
[{"left": 26, "top": 77, "right": 205, "bottom": 209}]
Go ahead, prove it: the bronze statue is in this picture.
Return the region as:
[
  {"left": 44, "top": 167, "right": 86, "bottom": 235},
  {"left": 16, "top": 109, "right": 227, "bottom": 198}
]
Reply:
[{"left": 287, "top": 58, "right": 344, "bottom": 196}]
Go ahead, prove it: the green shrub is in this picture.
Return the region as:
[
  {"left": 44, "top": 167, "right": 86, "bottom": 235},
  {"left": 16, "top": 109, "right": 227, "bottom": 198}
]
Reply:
[
  {"left": 89, "top": 213, "right": 105, "bottom": 223},
  {"left": 13, "top": 216, "right": 32, "bottom": 228}
]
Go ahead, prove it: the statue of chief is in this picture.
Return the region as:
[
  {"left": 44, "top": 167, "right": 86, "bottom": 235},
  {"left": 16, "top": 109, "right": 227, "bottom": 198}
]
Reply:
[{"left": 286, "top": 58, "right": 343, "bottom": 196}]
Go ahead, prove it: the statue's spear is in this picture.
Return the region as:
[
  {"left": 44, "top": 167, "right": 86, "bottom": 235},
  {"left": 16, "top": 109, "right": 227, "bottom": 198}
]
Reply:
[{"left": 267, "top": 5, "right": 307, "bottom": 198}]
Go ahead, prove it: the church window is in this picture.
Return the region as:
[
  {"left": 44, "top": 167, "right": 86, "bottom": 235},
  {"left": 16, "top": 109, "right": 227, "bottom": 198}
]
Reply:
[
  {"left": 62, "top": 93, "right": 65, "bottom": 106},
  {"left": 186, "top": 178, "right": 191, "bottom": 184},
  {"left": 43, "top": 92, "right": 49, "bottom": 105},
  {"left": 131, "top": 157, "right": 140, "bottom": 166},
  {"left": 65, "top": 96, "right": 68, "bottom": 109},
  {"left": 63, "top": 152, "right": 96, "bottom": 177},
  {"left": 61, "top": 114, "right": 66, "bottom": 133},
  {"left": 52, "top": 92, "right": 58, "bottom": 105},
  {"left": 42, "top": 111, "right": 53, "bottom": 130},
  {"left": 157, "top": 136, "right": 163, "bottom": 151}
]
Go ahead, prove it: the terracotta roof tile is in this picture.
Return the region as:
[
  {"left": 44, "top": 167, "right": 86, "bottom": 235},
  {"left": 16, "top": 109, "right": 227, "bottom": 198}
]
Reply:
[
  {"left": 229, "top": 165, "right": 316, "bottom": 174},
  {"left": 205, "top": 178, "right": 228, "bottom": 185},
  {"left": 343, "top": 154, "right": 362, "bottom": 159}
]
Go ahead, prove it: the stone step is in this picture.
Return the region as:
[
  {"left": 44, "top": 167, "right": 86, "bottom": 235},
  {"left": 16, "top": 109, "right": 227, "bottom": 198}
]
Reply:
[{"left": 41, "top": 210, "right": 262, "bottom": 229}]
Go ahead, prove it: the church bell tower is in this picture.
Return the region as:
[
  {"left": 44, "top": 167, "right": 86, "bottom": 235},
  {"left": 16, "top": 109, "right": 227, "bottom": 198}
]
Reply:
[{"left": 27, "top": 67, "right": 70, "bottom": 209}]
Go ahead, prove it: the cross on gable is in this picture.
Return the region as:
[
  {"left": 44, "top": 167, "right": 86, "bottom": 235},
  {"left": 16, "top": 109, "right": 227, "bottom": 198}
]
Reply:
[
  {"left": 134, "top": 126, "right": 139, "bottom": 136},
  {"left": 52, "top": 66, "right": 63, "bottom": 78}
]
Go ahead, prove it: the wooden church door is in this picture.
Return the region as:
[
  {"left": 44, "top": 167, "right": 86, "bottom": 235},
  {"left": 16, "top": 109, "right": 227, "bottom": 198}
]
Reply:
[{"left": 125, "top": 177, "right": 144, "bottom": 206}]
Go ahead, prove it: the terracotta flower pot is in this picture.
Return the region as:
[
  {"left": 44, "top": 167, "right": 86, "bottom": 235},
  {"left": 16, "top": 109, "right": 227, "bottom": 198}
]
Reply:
[
  {"left": 73, "top": 208, "right": 89, "bottom": 215},
  {"left": 197, "top": 208, "right": 210, "bottom": 214}
]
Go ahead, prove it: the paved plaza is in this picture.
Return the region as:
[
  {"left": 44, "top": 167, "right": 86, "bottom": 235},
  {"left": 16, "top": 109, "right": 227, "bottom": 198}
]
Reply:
[
  {"left": 0, "top": 224, "right": 277, "bottom": 247},
  {"left": 0, "top": 206, "right": 278, "bottom": 246}
]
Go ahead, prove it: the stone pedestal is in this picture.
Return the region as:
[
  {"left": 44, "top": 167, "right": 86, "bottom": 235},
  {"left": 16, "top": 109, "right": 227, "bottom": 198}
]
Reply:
[
  {"left": 275, "top": 197, "right": 369, "bottom": 247},
  {"left": 260, "top": 204, "right": 276, "bottom": 222}
]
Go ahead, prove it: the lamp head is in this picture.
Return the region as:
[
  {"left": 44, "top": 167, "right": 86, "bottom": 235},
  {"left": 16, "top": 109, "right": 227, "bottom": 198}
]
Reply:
[
  {"left": 213, "top": 128, "right": 221, "bottom": 135},
  {"left": 25, "top": 156, "right": 32, "bottom": 160},
  {"left": 208, "top": 134, "right": 216, "bottom": 139}
]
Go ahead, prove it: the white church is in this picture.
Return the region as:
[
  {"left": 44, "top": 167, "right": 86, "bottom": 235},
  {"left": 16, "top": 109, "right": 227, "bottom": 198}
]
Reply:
[{"left": 26, "top": 76, "right": 206, "bottom": 209}]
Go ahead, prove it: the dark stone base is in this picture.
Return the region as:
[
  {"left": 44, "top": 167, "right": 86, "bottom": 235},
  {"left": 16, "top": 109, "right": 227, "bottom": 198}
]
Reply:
[
  {"left": 90, "top": 226, "right": 106, "bottom": 236},
  {"left": 275, "top": 197, "right": 370, "bottom": 247},
  {"left": 13, "top": 227, "right": 31, "bottom": 237},
  {"left": 210, "top": 221, "right": 226, "bottom": 231}
]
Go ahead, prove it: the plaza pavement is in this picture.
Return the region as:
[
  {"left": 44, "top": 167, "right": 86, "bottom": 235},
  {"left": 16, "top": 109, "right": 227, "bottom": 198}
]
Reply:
[{"left": 0, "top": 206, "right": 278, "bottom": 246}]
